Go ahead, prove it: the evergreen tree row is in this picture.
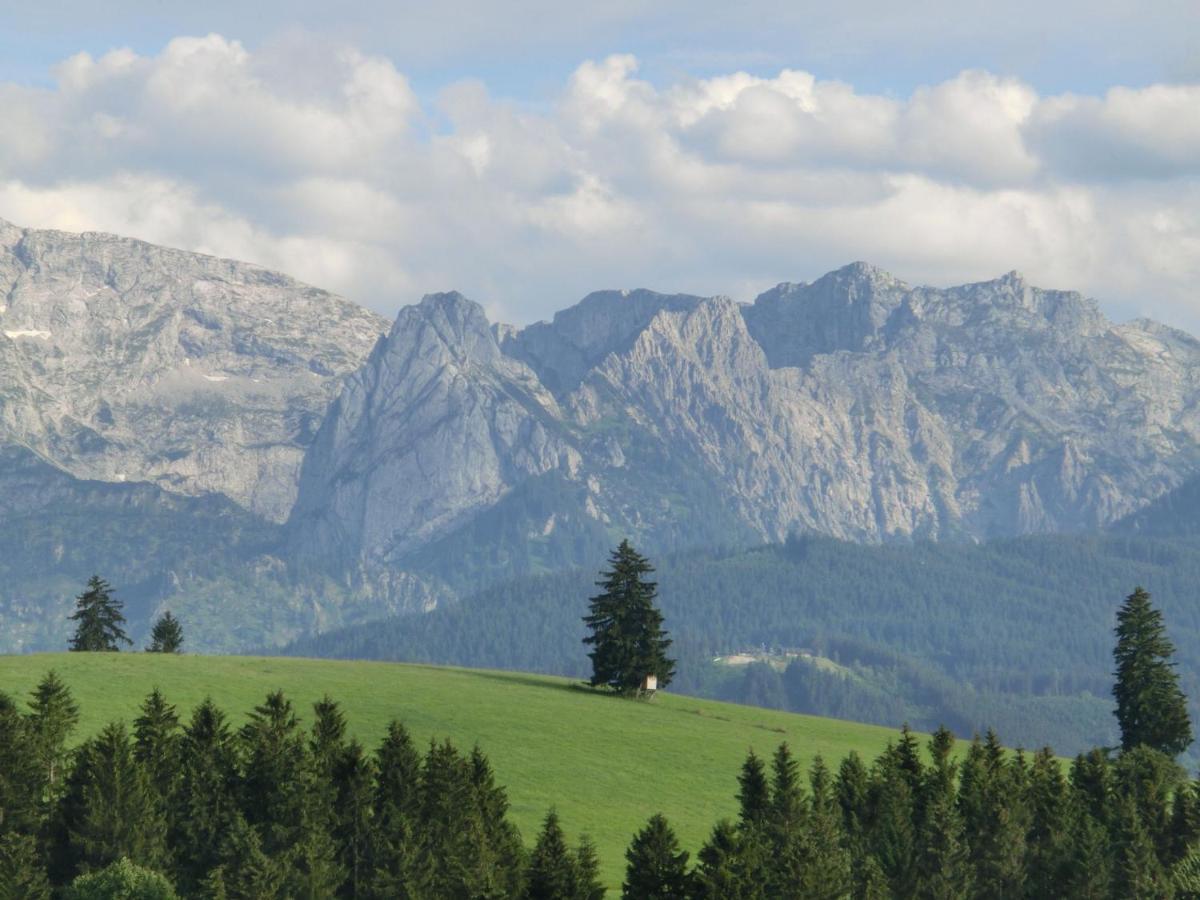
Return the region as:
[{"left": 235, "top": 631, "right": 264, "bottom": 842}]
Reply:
[
  {"left": 622, "top": 730, "right": 1200, "bottom": 899},
  {"left": 0, "top": 675, "right": 603, "bottom": 899}
]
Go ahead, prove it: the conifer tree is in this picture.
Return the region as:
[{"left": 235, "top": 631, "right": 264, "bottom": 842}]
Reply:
[
  {"left": 467, "top": 744, "right": 525, "bottom": 898},
  {"left": 147, "top": 612, "right": 184, "bottom": 654},
  {"left": 914, "top": 791, "right": 973, "bottom": 900},
  {"left": 133, "top": 689, "right": 181, "bottom": 812},
  {"left": 622, "top": 814, "right": 691, "bottom": 900},
  {"left": 306, "top": 696, "right": 348, "bottom": 864},
  {"left": 1114, "top": 745, "right": 1185, "bottom": 867},
  {"left": 1114, "top": 795, "right": 1174, "bottom": 899},
  {"left": 571, "top": 836, "right": 606, "bottom": 900},
  {"left": 1170, "top": 782, "right": 1200, "bottom": 866},
  {"left": 55, "top": 722, "right": 168, "bottom": 879},
  {"left": 68, "top": 576, "right": 130, "bottom": 652},
  {"left": 331, "top": 740, "right": 375, "bottom": 899},
  {"left": 866, "top": 746, "right": 917, "bottom": 897},
  {"left": 583, "top": 540, "right": 675, "bottom": 696},
  {"left": 174, "top": 700, "right": 240, "bottom": 893},
  {"left": 835, "top": 751, "right": 870, "bottom": 853},
  {"left": 207, "top": 814, "right": 286, "bottom": 900},
  {"left": 0, "top": 692, "right": 43, "bottom": 837},
  {"left": 289, "top": 826, "right": 344, "bottom": 900},
  {"left": 417, "top": 739, "right": 486, "bottom": 899},
  {"left": 769, "top": 742, "right": 805, "bottom": 833},
  {"left": 736, "top": 750, "right": 770, "bottom": 829},
  {"left": 797, "top": 755, "right": 852, "bottom": 899},
  {"left": 693, "top": 820, "right": 741, "bottom": 900},
  {"left": 367, "top": 721, "right": 426, "bottom": 898},
  {"left": 28, "top": 670, "right": 80, "bottom": 796},
  {"left": 958, "top": 730, "right": 1028, "bottom": 900},
  {"left": 1070, "top": 747, "right": 1114, "bottom": 826},
  {"left": 527, "top": 809, "right": 576, "bottom": 900},
  {"left": 239, "top": 691, "right": 307, "bottom": 858},
  {"left": 1113, "top": 586, "right": 1193, "bottom": 756},
  {"left": 1060, "top": 805, "right": 1112, "bottom": 899},
  {"left": 1024, "top": 747, "right": 1069, "bottom": 898}
]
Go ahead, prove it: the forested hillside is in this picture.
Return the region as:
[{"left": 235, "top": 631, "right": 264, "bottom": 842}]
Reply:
[{"left": 287, "top": 533, "right": 1200, "bottom": 758}]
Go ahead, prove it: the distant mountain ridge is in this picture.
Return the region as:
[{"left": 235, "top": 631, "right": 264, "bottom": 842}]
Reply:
[
  {"left": 290, "top": 263, "right": 1200, "bottom": 584},
  {"left": 4, "top": 217, "right": 1200, "bottom": 649}
]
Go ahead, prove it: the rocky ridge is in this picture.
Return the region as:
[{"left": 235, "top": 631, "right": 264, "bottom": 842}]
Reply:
[
  {"left": 5, "top": 217, "right": 1200, "bottom": 644},
  {"left": 292, "top": 264, "right": 1200, "bottom": 576},
  {"left": 0, "top": 218, "right": 387, "bottom": 521}
]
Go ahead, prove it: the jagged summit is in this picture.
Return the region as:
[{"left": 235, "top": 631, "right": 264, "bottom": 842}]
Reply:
[{"left": 287, "top": 264, "right": 1200, "bottom": 584}]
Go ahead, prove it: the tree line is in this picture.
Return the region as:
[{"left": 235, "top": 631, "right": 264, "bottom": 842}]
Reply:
[{"left": 0, "top": 677, "right": 607, "bottom": 899}]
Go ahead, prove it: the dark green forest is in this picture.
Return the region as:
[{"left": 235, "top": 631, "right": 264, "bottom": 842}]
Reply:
[
  {"left": 286, "top": 533, "right": 1200, "bottom": 759},
  {"left": 6, "top": 671, "right": 1200, "bottom": 898},
  {"left": 0, "top": 674, "right": 605, "bottom": 899}
]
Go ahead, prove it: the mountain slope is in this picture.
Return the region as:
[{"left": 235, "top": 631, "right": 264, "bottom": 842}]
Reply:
[{"left": 0, "top": 218, "right": 387, "bottom": 521}]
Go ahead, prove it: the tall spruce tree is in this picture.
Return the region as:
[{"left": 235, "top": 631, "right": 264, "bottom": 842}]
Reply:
[
  {"left": 174, "top": 700, "right": 240, "bottom": 894},
  {"left": 68, "top": 576, "right": 130, "bottom": 652},
  {"left": 527, "top": 810, "right": 576, "bottom": 900},
  {"left": 583, "top": 540, "right": 675, "bottom": 696},
  {"left": 146, "top": 612, "right": 184, "bottom": 654},
  {"left": 367, "top": 721, "right": 426, "bottom": 899},
  {"left": 1113, "top": 586, "right": 1193, "bottom": 756},
  {"left": 28, "top": 670, "right": 80, "bottom": 799},
  {"left": 331, "top": 740, "right": 375, "bottom": 900},
  {"left": 796, "top": 755, "right": 852, "bottom": 899},
  {"left": 622, "top": 814, "right": 691, "bottom": 900},
  {"left": 238, "top": 692, "right": 307, "bottom": 860},
  {"left": 54, "top": 722, "right": 168, "bottom": 880},
  {"left": 0, "top": 692, "right": 44, "bottom": 838},
  {"left": 736, "top": 750, "right": 770, "bottom": 829},
  {"left": 571, "top": 836, "right": 606, "bottom": 900}
]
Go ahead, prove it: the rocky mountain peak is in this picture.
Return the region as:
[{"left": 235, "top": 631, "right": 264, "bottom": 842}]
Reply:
[
  {"left": 0, "top": 217, "right": 387, "bottom": 521},
  {"left": 389, "top": 291, "right": 503, "bottom": 368},
  {"left": 500, "top": 288, "right": 708, "bottom": 395},
  {"left": 743, "top": 262, "right": 911, "bottom": 368}
]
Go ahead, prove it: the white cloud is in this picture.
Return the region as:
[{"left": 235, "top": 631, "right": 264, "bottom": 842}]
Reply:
[{"left": 0, "top": 37, "right": 1198, "bottom": 331}]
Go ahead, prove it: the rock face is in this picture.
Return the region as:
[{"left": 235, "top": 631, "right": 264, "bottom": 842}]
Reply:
[
  {"left": 293, "top": 264, "right": 1200, "bottom": 574},
  {"left": 5, "top": 215, "right": 1200, "bottom": 594},
  {"left": 290, "top": 293, "right": 580, "bottom": 568},
  {"left": 0, "top": 218, "right": 387, "bottom": 521}
]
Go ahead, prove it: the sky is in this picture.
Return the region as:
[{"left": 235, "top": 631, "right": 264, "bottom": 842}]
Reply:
[{"left": 0, "top": 1, "right": 1197, "bottom": 328}]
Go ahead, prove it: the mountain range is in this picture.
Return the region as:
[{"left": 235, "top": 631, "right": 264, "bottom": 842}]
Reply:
[{"left": 3, "top": 216, "right": 1200, "bottom": 653}]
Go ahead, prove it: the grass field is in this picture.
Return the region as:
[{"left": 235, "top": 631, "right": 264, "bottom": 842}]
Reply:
[{"left": 1, "top": 653, "right": 917, "bottom": 889}]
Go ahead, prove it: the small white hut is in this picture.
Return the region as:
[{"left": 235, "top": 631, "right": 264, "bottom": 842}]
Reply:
[{"left": 641, "top": 674, "right": 658, "bottom": 693}]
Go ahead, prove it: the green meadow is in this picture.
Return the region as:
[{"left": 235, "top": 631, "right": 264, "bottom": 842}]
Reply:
[{"left": 2, "top": 653, "right": 921, "bottom": 888}]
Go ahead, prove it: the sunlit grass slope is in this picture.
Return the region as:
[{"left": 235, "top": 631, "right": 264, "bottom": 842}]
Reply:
[{"left": 1, "top": 653, "right": 913, "bottom": 888}]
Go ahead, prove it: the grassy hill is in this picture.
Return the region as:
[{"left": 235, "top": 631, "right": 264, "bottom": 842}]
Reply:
[{"left": 2, "top": 653, "right": 915, "bottom": 889}]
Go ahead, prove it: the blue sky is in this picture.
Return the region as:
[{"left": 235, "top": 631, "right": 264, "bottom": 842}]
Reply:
[
  {"left": 0, "top": 1, "right": 1197, "bottom": 327},
  {"left": 4, "top": 1, "right": 1195, "bottom": 95}
]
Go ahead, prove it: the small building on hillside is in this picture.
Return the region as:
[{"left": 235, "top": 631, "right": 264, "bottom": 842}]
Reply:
[{"left": 641, "top": 674, "right": 658, "bottom": 693}]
